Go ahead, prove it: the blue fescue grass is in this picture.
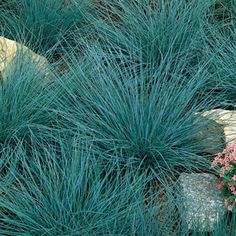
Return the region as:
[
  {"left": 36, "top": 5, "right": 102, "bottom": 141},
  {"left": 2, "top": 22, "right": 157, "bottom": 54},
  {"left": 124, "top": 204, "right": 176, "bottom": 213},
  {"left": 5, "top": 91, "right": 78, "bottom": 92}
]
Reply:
[
  {"left": 0, "top": 50, "right": 65, "bottom": 185},
  {"left": 0, "top": 0, "right": 94, "bottom": 55},
  {"left": 0, "top": 0, "right": 236, "bottom": 234},
  {"left": 0, "top": 139, "right": 178, "bottom": 235},
  {"left": 207, "top": 0, "right": 236, "bottom": 36},
  {"left": 52, "top": 44, "right": 225, "bottom": 182},
  {"left": 93, "top": 0, "right": 213, "bottom": 69},
  {"left": 202, "top": 27, "right": 236, "bottom": 105},
  {"left": 91, "top": 0, "right": 231, "bottom": 105},
  {"left": 189, "top": 213, "right": 236, "bottom": 235},
  {"left": 1, "top": 139, "right": 235, "bottom": 235},
  {"left": 0, "top": 51, "right": 53, "bottom": 143}
]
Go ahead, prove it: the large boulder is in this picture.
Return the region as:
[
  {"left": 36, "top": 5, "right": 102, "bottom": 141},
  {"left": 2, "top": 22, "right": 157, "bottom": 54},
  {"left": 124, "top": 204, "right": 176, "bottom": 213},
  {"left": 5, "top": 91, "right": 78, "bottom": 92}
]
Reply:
[
  {"left": 0, "top": 36, "right": 47, "bottom": 78},
  {"left": 200, "top": 109, "right": 236, "bottom": 144},
  {"left": 178, "top": 173, "right": 226, "bottom": 232}
]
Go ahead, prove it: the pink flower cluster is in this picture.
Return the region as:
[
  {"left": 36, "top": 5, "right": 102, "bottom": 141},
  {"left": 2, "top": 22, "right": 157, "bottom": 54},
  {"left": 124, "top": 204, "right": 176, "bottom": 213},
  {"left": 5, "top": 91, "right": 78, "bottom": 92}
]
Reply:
[{"left": 211, "top": 143, "right": 236, "bottom": 211}]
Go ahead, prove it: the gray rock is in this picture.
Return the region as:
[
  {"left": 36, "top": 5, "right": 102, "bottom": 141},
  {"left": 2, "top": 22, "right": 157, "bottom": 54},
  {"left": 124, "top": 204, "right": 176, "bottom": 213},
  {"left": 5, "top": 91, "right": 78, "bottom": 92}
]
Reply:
[
  {"left": 177, "top": 173, "right": 227, "bottom": 232},
  {"left": 200, "top": 109, "right": 236, "bottom": 145}
]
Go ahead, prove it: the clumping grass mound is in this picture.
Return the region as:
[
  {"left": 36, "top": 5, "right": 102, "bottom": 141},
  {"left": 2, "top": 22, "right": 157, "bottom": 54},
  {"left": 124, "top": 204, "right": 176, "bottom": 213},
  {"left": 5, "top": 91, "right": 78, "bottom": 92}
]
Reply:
[
  {"left": 54, "top": 46, "right": 219, "bottom": 179},
  {"left": 1, "top": 0, "right": 236, "bottom": 235}
]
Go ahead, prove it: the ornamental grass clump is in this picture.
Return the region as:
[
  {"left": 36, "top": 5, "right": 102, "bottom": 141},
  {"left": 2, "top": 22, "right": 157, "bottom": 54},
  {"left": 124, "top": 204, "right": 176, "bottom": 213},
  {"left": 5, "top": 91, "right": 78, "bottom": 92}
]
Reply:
[
  {"left": 0, "top": 53, "right": 50, "bottom": 137},
  {"left": 0, "top": 140, "right": 175, "bottom": 235},
  {"left": 53, "top": 44, "right": 223, "bottom": 181},
  {"left": 212, "top": 143, "right": 236, "bottom": 211},
  {"left": 0, "top": 0, "right": 94, "bottom": 55},
  {"left": 94, "top": 0, "right": 212, "bottom": 70}
]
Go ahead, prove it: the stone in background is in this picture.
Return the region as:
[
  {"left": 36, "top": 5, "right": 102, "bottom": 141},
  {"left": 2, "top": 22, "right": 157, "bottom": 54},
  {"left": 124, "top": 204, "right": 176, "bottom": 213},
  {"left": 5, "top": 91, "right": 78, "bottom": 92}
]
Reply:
[
  {"left": 177, "top": 173, "right": 226, "bottom": 232},
  {"left": 200, "top": 109, "right": 236, "bottom": 145},
  {"left": 0, "top": 36, "right": 47, "bottom": 78}
]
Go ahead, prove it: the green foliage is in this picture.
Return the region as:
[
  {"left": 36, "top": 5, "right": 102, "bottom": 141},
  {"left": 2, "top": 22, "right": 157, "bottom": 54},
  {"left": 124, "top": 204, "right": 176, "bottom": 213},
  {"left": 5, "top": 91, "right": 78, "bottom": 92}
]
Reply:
[
  {"left": 0, "top": 0, "right": 236, "bottom": 234},
  {"left": 203, "top": 29, "right": 236, "bottom": 105},
  {"left": 93, "top": 0, "right": 212, "bottom": 69},
  {"left": 53, "top": 46, "right": 221, "bottom": 179},
  {"left": 0, "top": 51, "right": 53, "bottom": 143},
  {"left": 0, "top": 0, "right": 94, "bottom": 54},
  {"left": 0, "top": 140, "right": 177, "bottom": 235}
]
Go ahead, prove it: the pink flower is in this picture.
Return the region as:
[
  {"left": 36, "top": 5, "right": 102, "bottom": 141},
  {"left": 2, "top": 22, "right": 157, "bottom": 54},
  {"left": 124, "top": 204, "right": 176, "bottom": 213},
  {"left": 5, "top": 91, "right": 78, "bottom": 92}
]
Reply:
[
  {"left": 219, "top": 167, "right": 225, "bottom": 177},
  {"left": 225, "top": 163, "right": 231, "bottom": 171},
  {"left": 228, "top": 205, "right": 233, "bottom": 211},
  {"left": 232, "top": 175, "right": 236, "bottom": 181},
  {"left": 211, "top": 157, "right": 220, "bottom": 167},
  {"left": 216, "top": 181, "right": 225, "bottom": 190},
  {"left": 212, "top": 144, "right": 236, "bottom": 203},
  {"left": 220, "top": 159, "right": 225, "bottom": 165},
  {"left": 230, "top": 186, "right": 235, "bottom": 192},
  {"left": 224, "top": 157, "right": 230, "bottom": 163}
]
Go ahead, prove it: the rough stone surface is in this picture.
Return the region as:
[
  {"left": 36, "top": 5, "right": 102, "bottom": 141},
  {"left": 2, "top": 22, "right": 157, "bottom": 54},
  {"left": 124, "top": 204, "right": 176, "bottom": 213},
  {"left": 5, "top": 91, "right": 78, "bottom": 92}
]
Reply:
[
  {"left": 0, "top": 36, "right": 47, "bottom": 77},
  {"left": 200, "top": 109, "right": 236, "bottom": 144},
  {"left": 178, "top": 173, "right": 226, "bottom": 232}
]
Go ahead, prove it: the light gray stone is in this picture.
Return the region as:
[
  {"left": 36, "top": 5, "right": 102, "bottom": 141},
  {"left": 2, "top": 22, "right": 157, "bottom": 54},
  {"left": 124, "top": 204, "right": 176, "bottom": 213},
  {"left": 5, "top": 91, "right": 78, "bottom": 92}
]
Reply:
[
  {"left": 200, "top": 109, "right": 236, "bottom": 144},
  {"left": 178, "top": 173, "right": 227, "bottom": 232},
  {"left": 0, "top": 36, "right": 48, "bottom": 80}
]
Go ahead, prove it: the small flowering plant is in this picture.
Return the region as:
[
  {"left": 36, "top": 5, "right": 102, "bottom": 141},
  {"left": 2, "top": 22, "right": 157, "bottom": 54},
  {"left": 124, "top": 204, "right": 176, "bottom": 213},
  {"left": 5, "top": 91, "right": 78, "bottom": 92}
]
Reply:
[{"left": 211, "top": 143, "right": 236, "bottom": 211}]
